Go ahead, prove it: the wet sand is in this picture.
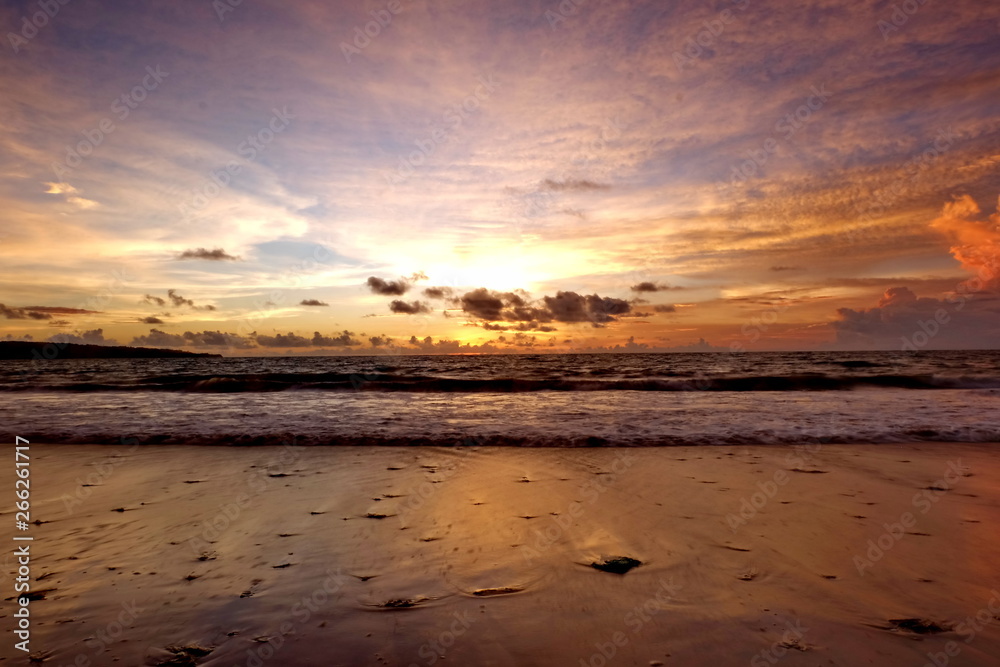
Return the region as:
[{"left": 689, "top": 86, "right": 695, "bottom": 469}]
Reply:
[{"left": 2, "top": 443, "right": 999, "bottom": 666}]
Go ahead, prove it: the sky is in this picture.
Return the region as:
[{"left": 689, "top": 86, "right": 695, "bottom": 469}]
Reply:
[{"left": 1, "top": 0, "right": 998, "bottom": 355}]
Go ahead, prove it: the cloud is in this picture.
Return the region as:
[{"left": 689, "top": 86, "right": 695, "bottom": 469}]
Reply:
[
  {"left": 252, "top": 330, "right": 361, "bottom": 348},
  {"left": 543, "top": 291, "right": 632, "bottom": 324},
  {"left": 569, "top": 337, "right": 728, "bottom": 353},
  {"left": 540, "top": 179, "right": 611, "bottom": 192},
  {"left": 142, "top": 295, "right": 167, "bottom": 307},
  {"left": 831, "top": 284, "right": 1000, "bottom": 350},
  {"left": 177, "top": 247, "right": 241, "bottom": 261},
  {"left": 21, "top": 306, "right": 100, "bottom": 315},
  {"left": 252, "top": 332, "right": 312, "bottom": 347},
  {"left": 389, "top": 300, "right": 431, "bottom": 314},
  {"left": 930, "top": 194, "right": 1000, "bottom": 290},
  {"left": 166, "top": 290, "right": 216, "bottom": 311},
  {"left": 310, "top": 330, "right": 361, "bottom": 347},
  {"left": 0, "top": 303, "right": 52, "bottom": 320},
  {"left": 44, "top": 182, "right": 99, "bottom": 209},
  {"left": 49, "top": 328, "right": 118, "bottom": 346},
  {"left": 831, "top": 196, "right": 1000, "bottom": 349},
  {"left": 130, "top": 329, "right": 254, "bottom": 348},
  {"left": 459, "top": 288, "right": 506, "bottom": 320},
  {"left": 770, "top": 266, "right": 803, "bottom": 272},
  {"left": 139, "top": 316, "right": 164, "bottom": 324},
  {"left": 482, "top": 322, "right": 557, "bottom": 332},
  {"left": 143, "top": 291, "right": 213, "bottom": 310},
  {"left": 299, "top": 299, "right": 329, "bottom": 306},
  {"left": 653, "top": 304, "right": 677, "bottom": 312},
  {"left": 629, "top": 282, "right": 681, "bottom": 292},
  {"left": 453, "top": 288, "right": 632, "bottom": 326},
  {"left": 366, "top": 276, "right": 410, "bottom": 296},
  {"left": 405, "top": 335, "right": 499, "bottom": 354},
  {"left": 422, "top": 287, "right": 454, "bottom": 299}
]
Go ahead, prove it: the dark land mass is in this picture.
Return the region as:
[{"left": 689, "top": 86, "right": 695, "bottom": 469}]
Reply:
[{"left": 0, "top": 341, "right": 221, "bottom": 360}]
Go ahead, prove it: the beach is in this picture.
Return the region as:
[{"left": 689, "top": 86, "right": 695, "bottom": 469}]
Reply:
[{"left": 5, "top": 442, "right": 999, "bottom": 666}]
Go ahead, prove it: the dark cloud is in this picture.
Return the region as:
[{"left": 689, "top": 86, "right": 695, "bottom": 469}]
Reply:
[
  {"left": 422, "top": 287, "right": 454, "bottom": 299},
  {"left": 831, "top": 285, "right": 1000, "bottom": 349},
  {"left": 130, "top": 329, "right": 253, "bottom": 348},
  {"left": 21, "top": 306, "right": 100, "bottom": 315},
  {"left": 142, "top": 294, "right": 167, "bottom": 307},
  {"left": 366, "top": 276, "right": 410, "bottom": 296},
  {"left": 540, "top": 178, "right": 610, "bottom": 192},
  {"left": 482, "top": 322, "right": 557, "bottom": 332},
  {"left": 770, "top": 265, "right": 803, "bottom": 272},
  {"left": 49, "top": 328, "right": 118, "bottom": 346},
  {"left": 0, "top": 303, "right": 52, "bottom": 320},
  {"left": 253, "top": 332, "right": 312, "bottom": 347},
  {"left": 495, "top": 332, "right": 538, "bottom": 347},
  {"left": 299, "top": 299, "right": 329, "bottom": 307},
  {"left": 405, "top": 335, "right": 498, "bottom": 353},
  {"left": 459, "top": 288, "right": 505, "bottom": 320},
  {"left": 831, "top": 197, "right": 1000, "bottom": 349},
  {"left": 543, "top": 291, "right": 632, "bottom": 323},
  {"left": 389, "top": 300, "right": 431, "bottom": 314},
  {"left": 139, "top": 316, "right": 164, "bottom": 324},
  {"left": 166, "top": 290, "right": 216, "bottom": 311},
  {"left": 653, "top": 304, "right": 677, "bottom": 313},
  {"left": 369, "top": 335, "right": 393, "bottom": 347},
  {"left": 48, "top": 319, "right": 71, "bottom": 327},
  {"left": 251, "top": 330, "right": 361, "bottom": 348},
  {"left": 168, "top": 289, "right": 195, "bottom": 308},
  {"left": 630, "top": 282, "right": 681, "bottom": 292},
  {"left": 311, "top": 330, "right": 361, "bottom": 347},
  {"left": 455, "top": 288, "right": 631, "bottom": 326},
  {"left": 569, "top": 337, "right": 727, "bottom": 354},
  {"left": 177, "top": 247, "right": 241, "bottom": 261}
]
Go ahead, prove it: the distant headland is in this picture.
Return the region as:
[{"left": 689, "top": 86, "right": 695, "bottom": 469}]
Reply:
[{"left": 0, "top": 341, "right": 221, "bottom": 360}]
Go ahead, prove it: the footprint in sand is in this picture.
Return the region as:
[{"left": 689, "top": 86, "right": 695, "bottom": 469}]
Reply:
[
  {"left": 472, "top": 586, "right": 525, "bottom": 597},
  {"left": 591, "top": 556, "right": 642, "bottom": 574}
]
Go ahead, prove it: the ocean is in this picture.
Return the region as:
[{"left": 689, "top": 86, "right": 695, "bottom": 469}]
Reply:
[{"left": 2, "top": 350, "right": 999, "bottom": 446}]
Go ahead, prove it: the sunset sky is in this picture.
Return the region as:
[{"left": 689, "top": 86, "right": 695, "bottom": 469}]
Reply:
[{"left": 1, "top": 0, "right": 998, "bottom": 354}]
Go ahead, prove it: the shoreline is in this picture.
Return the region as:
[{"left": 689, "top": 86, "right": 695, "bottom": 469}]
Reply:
[{"left": 3, "top": 443, "right": 999, "bottom": 665}]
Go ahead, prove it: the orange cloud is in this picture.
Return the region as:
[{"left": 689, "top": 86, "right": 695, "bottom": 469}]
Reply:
[{"left": 931, "top": 194, "right": 1000, "bottom": 290}]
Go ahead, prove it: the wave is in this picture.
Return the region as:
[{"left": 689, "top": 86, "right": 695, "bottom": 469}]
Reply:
[
  {"left": 4, "top": 372, "right": 1000, "bottom": 393},
  {"left": 5, "top": 425, "right": 1000, "bottom": 447}
]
